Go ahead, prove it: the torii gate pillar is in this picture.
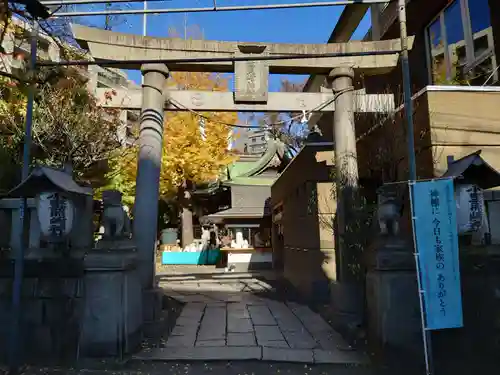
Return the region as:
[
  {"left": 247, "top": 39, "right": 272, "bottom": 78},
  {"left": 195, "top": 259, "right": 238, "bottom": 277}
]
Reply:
[
  {"left": 329, "top": 67, "right": 359, "bottom": 281},
  {"left": 133, "top": 63, "right": 169, "bottom": 288}
]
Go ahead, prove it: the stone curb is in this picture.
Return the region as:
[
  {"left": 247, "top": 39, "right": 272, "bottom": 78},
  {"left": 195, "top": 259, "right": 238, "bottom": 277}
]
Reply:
[{"left": 133, "top": 346, "right": 369, "bottom": 365}]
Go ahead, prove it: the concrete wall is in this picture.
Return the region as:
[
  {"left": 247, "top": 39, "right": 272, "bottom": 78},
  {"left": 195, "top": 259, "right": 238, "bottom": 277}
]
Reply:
[
  {"left": 426, "top": 89, "right": 500, "bottom": 176},
  {"left": 271, "top": 145, "right": 336, "bottom": 301},
  {"left": 357, "top": 87, "right": 500, "bottom": 184},
  {"left": 231, "top": 185, "right": 271, "bottom": 211}
]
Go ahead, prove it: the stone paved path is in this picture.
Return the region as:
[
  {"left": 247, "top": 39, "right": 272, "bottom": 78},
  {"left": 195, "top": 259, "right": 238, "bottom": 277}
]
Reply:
[{"left": 137, "top": 270, "right": 367, "bottom": 365}]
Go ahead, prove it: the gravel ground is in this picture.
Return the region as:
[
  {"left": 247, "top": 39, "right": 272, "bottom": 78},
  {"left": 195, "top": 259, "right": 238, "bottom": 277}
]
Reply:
[{"left": 6, "top": 357, "right": 500, "bottom": 375}]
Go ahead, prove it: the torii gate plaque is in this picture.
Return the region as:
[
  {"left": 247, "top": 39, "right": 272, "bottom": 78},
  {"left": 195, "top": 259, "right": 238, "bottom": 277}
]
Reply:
[{"left": 234, "top": 44, "right": 269, "bottom": 103}]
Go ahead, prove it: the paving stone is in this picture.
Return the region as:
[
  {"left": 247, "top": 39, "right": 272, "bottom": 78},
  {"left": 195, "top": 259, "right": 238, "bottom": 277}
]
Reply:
[
  {"left": 175, "top": 316, "right": 202, "bottom": 326},
  {"left": 223, "top": 282, "right": 247, "bottom": 291},
  {"left": 198, "top": 309, "right": 226, "bottom": 340},
  {"left": 257, "top": 281, "right": 273, "bottom": 289},
  {"left": 227, "top": 305, "right": 250, "bottom": 319},
  {"left": 202, "top": 306, "right": 226, "bottom": 319},
  {"left": 302, "top": 317, "right": 332, "bottom": 333},
  {"left": 197, "top": 328, "right": 226, "bottom": 340},
  {"left": 258, "top": 340, "right": 289, "bottom": 348},
  {"left": 274, "top": 315, "right": 307, "bottom": 332},
  {"left": 242, "top": 295, "right": 267, "bottom": 305},
  {"left": 254, "top": 325, "right": 284, "bottom": 342},
  {"left": 225, "top": 294, "right": 244, "bottom": 302},
  {"left": 195, "top": 340, "right": 226, "bottom": 347},
  {"left": 227, "top": 332, "right": 256, "bottom": 346},
  {"left": 178, "top": 312, "right": 204, "bottom": 322},
  {"left": 248, "top": 305, "right": 276, "bottom": 325},
  {"left": 208, "top": 283, "right": 239, "bottom": 292},
  {"left": 247, "top": 283, "right": 267, "bottom": 292},
  {"left": 164, "top": 284, "right": 200, "bottom": 292},
  {"left": 311, "top": 330, "right": 348, "bottom": 350},
  {"left": 180, "top": 294, "right": 214, "bottom": 303},
  {"left": 227, "top": 302, "right": 247, "bottom": 309},
  {"left": 184, "top": 302, "right": 207, "bottom": 310},
  {"left": 288, "top": 304, "right": 332, "bottom": 333},
  {"left": 227, "top": 318, "right": 254, "bottom": 333},
  {"left": 281, "top": 330, "right": 318, "bottom": 349},
  {"left": 171, "top": 325, "right": 199, "bottom": 336},
  {"left": 313, "top": 349, "right": 368, "bottom": 364},
  {"left": 266, "top": 301, "right": 291, "bottom": 315},
  {"left": 179, "top": 304, "right": 206, "bottom": 318},
  {"left": 262, "top": 347, "right": 314, "bottom": 363},
  {"left": 135, "top": 346, "right": 262, "bottom": 361},
  {"left": 165, "top": 335, "right": 196, "bottom": 347}
]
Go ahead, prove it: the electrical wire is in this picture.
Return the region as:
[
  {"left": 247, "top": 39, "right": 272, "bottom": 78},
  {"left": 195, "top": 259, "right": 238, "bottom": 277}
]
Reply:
[
  {"left": 46, "top": 0, "right": 389, "bottom": 17},
  {"left": 482, "top": 64, "right": 500, "bottom": 86},
  {"left": 166, "top": 86, "right": 354, "bottom": 129}
]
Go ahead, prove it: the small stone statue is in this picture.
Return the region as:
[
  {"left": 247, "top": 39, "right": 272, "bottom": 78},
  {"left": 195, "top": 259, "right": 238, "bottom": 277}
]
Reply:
[
  {"left": 377, "top": 188, "right": 402, "bottom": 237},
  {"left": 101, "top": 190, "right": 131, "bottom": 239}
]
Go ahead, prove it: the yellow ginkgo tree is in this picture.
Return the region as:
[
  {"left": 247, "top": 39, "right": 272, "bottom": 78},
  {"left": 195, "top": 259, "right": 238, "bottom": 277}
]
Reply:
[{"left": 107, "top": 71, "right": 237, "bottom": 245}]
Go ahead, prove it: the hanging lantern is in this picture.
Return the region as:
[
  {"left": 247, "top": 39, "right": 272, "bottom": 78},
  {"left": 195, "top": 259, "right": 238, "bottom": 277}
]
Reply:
[{"left": 36, "top": 192, "right": 75, "bottom": 242}]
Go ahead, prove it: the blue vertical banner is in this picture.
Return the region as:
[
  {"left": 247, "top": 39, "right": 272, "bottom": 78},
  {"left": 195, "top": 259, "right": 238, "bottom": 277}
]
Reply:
[{"left": 411, "top": 179, "right": 463, "bottom": 330}]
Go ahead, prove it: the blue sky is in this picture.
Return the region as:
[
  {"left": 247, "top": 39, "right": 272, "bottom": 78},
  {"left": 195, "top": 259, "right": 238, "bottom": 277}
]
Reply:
[{"left": 76, "top": 0, "right": 371, "bottom": 87}]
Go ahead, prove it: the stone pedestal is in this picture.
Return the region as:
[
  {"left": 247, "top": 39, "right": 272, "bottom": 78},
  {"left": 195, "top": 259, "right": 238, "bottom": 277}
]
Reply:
[
  {"left": 365, "top": 239, "right": 423, "bottom": 360},
  {"left": 330, "top": 281, "right": 364, "bottom": 337},
  {"left": 80, "top": 247, "right": 142, "bottom": 357},
  {"left": 133, "top": 64, "right": 170, "bottom": 289}
]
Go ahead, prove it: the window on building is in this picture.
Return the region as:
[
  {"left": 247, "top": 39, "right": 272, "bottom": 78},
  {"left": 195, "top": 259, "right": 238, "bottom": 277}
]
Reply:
[
  {"left": 428, "top": 17, "right": 446, "bottom": 83},
  {"left": 444, "top": 0, "right": 466, "bottom": 78},
  {"left": 426, "top": 0, "right": 497, "bottom": 85}
]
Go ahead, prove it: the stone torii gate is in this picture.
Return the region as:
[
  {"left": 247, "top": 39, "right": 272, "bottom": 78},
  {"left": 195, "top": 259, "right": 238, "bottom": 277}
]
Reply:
[{"left": 71, "top": 24, "right": 412, "bottom": 289}]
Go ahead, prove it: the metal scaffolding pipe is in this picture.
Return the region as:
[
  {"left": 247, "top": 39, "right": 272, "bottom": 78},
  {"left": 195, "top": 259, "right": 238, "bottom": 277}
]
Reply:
[
  {"left": 42, "top": 0, "right": 165, "bottom": 5},
  {"left": 49, "top": 0, "right": 390, "bottom": 17},
  {"left": 36, "top": 48, "right": 401, "bottom": 67},
  {"left": 43, "top": 0, "right": 388, "bottom": 6}
]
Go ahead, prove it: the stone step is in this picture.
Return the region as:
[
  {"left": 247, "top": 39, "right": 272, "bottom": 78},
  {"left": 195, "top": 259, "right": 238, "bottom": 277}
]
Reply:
[
  {"left": 134, "top": 346, "right": 262, "bottom": 361},
  {"left": 133, "top": 346, "right": 369, "bottom": 364}
]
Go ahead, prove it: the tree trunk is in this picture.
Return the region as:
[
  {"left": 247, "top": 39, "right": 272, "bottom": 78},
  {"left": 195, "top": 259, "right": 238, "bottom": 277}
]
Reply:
[
  {"left": 181, "top": 205, "right": 194, "bottom": 248},
  {"left": 180, "top": 184, "right": 194, "bottom": 248}
]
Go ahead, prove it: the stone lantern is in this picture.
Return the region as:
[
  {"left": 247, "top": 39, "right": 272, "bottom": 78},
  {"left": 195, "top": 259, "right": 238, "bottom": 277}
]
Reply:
[
  {"left": 36, "top": 192, "right": 75, "bottom": 243},
  {"left": 7, "top": 164, "right": 93, "bottom": 255}
]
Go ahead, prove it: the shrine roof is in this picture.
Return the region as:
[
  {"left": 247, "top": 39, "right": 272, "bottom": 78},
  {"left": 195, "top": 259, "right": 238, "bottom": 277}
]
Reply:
[
  {"left": 205, "top": 205, "right": 271, "bottom": 221},
  {"left": 442, "top": 150, "right": 500, "bottom": 190},
  {"left": 6, "top": 166, "right": 92, "bottom": 198},
  {"left": 225, "top": 138, "right": 291, "bottom": 180}
]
